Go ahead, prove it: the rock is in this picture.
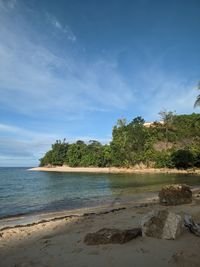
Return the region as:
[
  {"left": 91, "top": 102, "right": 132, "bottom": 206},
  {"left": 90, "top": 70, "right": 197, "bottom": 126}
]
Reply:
[
  {"left": 84, "top": 228, "right": 142, "bottom": 245},
  {"left": 141, "top": 210, "right": 183, "bottom": 239},
  {"left": 159, "top": 184, "right": 192, "bottom": 205},
  {"left": 184, "top": 214, "right": 200, "bottom": 236}
]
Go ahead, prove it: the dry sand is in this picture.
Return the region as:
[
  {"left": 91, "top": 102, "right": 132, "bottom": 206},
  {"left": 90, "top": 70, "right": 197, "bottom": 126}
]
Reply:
[
  {"left": 1, "top": 193, "right": 200, "bottom": 267},
  {"left": 29, "top": 166, "right": 200, "bottom": 174}
]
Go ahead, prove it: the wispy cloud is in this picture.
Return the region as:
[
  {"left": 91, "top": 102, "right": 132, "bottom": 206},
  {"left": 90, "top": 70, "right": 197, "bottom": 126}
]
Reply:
[
  {"left": 134, "top": 66, "right": 197, "bottom": 120},
  {"left": 46, "top": 13, "right": 76, "bottom": 42},
  {"left": 0, "top": 122, "right": 111, "bottom": 166},
  {"left": 0, "top": 1, "right": 198, "bottom": 166},
  {"left": 0, "top": 0, "right": 16, "bottom": 10},
  {"left": 0, "top": 5, "right": 134, "bottom": 120},
  {"left": 0, "top": 123, "right": 58, "bottom": 166},
  {"left": 0, "top": 123, "right": 19, "bottom": 132}
]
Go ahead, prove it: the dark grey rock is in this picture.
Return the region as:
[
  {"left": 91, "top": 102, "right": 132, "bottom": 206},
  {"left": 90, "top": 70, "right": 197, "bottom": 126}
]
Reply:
[
  {"left": 84, "top": 228, "right": 142, "bottom": 245},
  {"left": 184, "top": 214, "right": 200, "bottom": 236},
  {"left": 159, "top": 184, "right": 192, "bottom": 206}
]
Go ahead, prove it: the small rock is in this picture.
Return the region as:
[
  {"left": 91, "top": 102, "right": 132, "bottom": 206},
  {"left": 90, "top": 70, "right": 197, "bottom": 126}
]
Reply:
[
  {"left": 141, "top": 210, "right": 183, "bottom": 239},
  {"left": 159, "top": 184, "right": 192, "bottom": 206},
  {"left": 84, "top": 228, "right": 142, "bottom": 245},
  {"left": 184, "top": 214, "right": 200, "bottom": 236}
]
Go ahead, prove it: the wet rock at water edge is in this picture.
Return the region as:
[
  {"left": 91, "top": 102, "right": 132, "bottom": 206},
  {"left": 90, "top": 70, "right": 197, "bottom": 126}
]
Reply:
[
  {"left": 84, "top": 228, "right": 142, "bottom": 245},
  {"left": 159, "top": 184, "right": 192, "bottom": 206}
]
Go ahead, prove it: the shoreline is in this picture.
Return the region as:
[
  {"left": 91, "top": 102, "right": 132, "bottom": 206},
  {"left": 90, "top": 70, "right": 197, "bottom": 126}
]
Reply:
[
  {"left": 1, "top": 192, "right": 200, "bottom": 267},
  {"left": 29, "top": 166, "right": 200, "bottom": 174},
  {"left": 1, "top": 186, "right": 200, "bottom": 231},
  {"left": 0, "top": 194, "right": 158, "bottom": 230}
]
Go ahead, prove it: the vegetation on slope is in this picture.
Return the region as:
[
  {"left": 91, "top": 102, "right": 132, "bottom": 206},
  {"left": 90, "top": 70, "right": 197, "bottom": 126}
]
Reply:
[{"left": 40, "top": 112, "right": 200, "bottom": 169}]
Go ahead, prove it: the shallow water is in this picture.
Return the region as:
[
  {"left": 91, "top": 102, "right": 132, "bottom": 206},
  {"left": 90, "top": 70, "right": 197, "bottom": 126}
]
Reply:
[{"left": 0, "top": 167, "right": 200, "bottom": 219}]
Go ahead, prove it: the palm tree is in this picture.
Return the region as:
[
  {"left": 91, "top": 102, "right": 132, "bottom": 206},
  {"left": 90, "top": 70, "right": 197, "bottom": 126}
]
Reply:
[{"left": 194, "top": 82, "right": 200, "bottom": 107}]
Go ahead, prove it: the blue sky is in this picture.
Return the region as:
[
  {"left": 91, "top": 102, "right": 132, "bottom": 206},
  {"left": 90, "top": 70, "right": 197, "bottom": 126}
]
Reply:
[{"left": 0, "top": 0, "right": 200, "bottom": 166}]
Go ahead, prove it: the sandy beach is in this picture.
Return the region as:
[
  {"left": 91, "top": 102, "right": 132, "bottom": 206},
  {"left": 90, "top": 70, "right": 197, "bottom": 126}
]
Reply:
[
  {"left": 29, "top": 166, "right": 200, "bottom": 174},
  {"left": 1, "top": 191, "right": 200, "bottom": 267}
]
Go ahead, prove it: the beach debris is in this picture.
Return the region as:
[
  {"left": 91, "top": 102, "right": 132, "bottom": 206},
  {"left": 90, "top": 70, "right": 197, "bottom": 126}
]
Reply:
[
  {"left": 141, "top": 210, "right": 183, "bottom": 239},
  {"left": 159, "top": 184, "right": 192, "bottom": 205},
  {"left": 84, "top": 228, "right": 142, "bottom": 245},
  {"left": 83, "top": 207, "right": 126, "bottom": 217},
  {"left": 184, "top": 214, "right": 200, "bottom": 236}
]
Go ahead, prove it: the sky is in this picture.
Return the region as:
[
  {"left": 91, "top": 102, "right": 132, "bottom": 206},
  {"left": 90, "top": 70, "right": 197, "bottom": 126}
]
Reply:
[{"left": 0, "top": 0, "right": 200, "bottom": 166}]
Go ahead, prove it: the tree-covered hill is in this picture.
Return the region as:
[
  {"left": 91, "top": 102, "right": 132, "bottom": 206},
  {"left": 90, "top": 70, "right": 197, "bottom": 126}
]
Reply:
[{"left": 39, "top": 112, "right": 200, "bottom": 169}]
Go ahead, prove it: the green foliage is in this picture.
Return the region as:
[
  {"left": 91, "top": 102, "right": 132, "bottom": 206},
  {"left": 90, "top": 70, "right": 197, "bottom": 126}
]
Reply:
[
  {"left": 186, "top": 137, "right": 200, "bottom": 168},
  {"left": 51, "top": 139, "right": 69, "bottom": 166},
  {"left": 110, "top": 119, "right": 127, "bottom": 166},
  {"left": 125, "top": 117, "right": 150, "bottom": 165},
  {"left": 67, "top": 141, "right": 87, "bottom": 167},
  {"left": 80, "top": 140, "right": 103, "bottom": 167},
  {"left": 39, "top": 139, "right": 68, "bottom": 166},
  {"left": 39, "top": 150, "right": 53, "bottom": 166},
  {"left": 154, "top": 151, "right": 174, "bottom": 168},
  {"left": 171, "top": 149, "right": 194, "bottom": 169},
  {"left": 194, "top": 153, "right": 200, "bottom": 167},
  {"left": 39, "top": 113, "right": 200, "bottom": 170}
]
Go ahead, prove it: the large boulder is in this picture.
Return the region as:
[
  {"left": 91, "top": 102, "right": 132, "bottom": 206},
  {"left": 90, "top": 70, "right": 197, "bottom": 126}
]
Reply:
[
  {"left": 84, "top": 228, "right": 142, "bottom": 245},
  {"left": 141, "top": 210, "right": 183, "bottom": 239},
  {"left": 159, "top": 184, "right": 192, "bottom": 206}
]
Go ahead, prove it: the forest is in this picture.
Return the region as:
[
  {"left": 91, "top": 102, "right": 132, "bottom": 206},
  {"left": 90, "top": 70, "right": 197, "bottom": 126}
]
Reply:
[{"left": 39, "top": 112, "right": 200, "bottom": 169}]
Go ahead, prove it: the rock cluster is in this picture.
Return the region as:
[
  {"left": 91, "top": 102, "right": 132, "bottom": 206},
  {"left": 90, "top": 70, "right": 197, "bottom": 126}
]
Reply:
[
  {"left": 141, "top": 209, "right": 183, "bottom": 239},
  {"left": 159, "top": 184, "right": 192, "bottom": 205},
  {"left": 84, "top": 228, "right": 142, "bottom": 245},
  {"left": 84, "top": 184, "right": 194, "bottom": 245}
]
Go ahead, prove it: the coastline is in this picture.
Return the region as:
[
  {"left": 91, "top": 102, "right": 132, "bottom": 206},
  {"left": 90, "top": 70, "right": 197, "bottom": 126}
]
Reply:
[
  {"left": 1, "top": 186, "right": 200, "bottom": 230},
  {"left": 29, "top": 165, "right": 200, "bottom": 174},
  {"left": 1, "top": 192, "right": 200, "bottom": 267},
  {"left": 0, "top": 193, "right": 158, "bottom": 230}
]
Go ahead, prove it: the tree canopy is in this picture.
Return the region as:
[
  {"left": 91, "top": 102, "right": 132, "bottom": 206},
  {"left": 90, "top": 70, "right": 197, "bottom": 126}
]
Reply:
[{"left": 40, "top": 112, "right": 200, "bottom": 169}]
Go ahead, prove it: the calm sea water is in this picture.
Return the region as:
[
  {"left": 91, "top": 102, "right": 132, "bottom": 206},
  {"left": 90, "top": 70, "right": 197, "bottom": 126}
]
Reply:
[{"left": 0, "top": 167, "right": 200, "bottom": 219}]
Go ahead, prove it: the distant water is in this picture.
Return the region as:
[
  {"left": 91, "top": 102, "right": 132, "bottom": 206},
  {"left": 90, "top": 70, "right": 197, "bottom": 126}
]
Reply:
[{"left": 0, "top": 167, "right": 200, "bottom": 219}]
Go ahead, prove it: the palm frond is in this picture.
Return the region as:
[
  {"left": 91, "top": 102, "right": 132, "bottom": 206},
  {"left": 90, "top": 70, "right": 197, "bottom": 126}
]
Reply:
[{"left": 194, "top": 95, "right": 200, "bottom": 108}]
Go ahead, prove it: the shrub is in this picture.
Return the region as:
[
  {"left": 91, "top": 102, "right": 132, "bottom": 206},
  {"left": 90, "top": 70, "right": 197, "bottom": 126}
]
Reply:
[
  {"left": 194, "top": 152, "right": 200, "bottom": 167},
  {"left": 154, "top": 151, "right": 174, "bottom": 168},
  {"left": 171, "top": 149, "right": 194, "bottom": 169}
]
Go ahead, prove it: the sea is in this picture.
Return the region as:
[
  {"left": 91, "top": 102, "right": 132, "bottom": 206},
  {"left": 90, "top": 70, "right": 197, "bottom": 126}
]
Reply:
[{"left": 0, "top": 167, "right": 200, "bottom": 220}]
